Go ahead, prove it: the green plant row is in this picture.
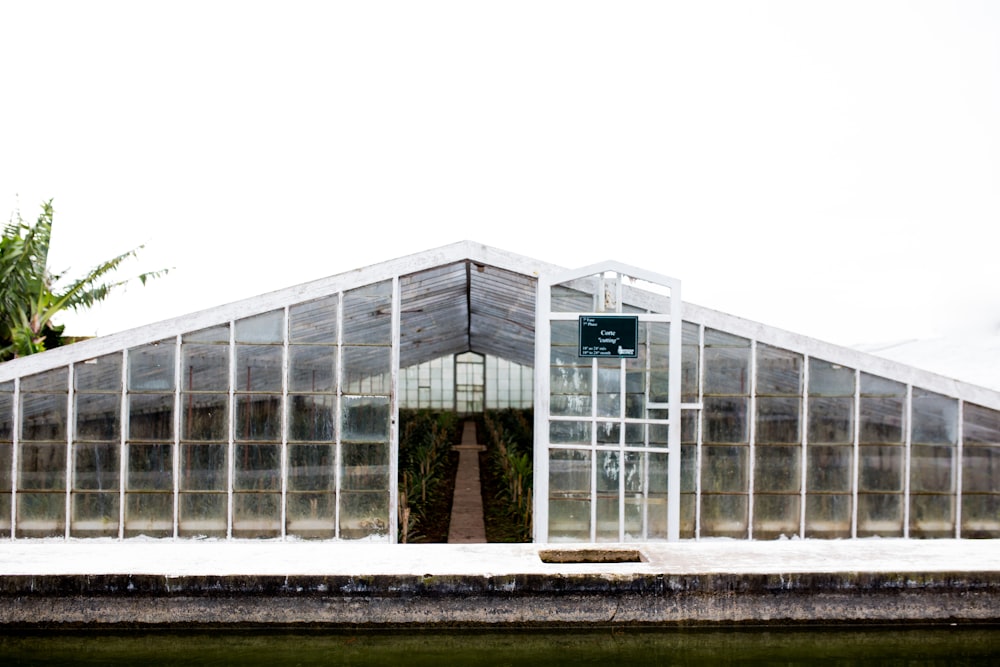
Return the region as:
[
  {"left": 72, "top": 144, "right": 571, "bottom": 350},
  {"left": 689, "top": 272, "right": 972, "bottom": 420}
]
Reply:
[
  {"left": 482, "top": 408, "right": 533, "bottom": 542},
  {"left": 397, "top": 409, "right": 459, "bottom": 543}
]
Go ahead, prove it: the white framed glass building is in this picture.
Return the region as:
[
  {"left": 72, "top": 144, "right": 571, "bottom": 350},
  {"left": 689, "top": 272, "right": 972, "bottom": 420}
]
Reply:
[{"left": 0, "top": 242, "right": 997, "bottom": 542}]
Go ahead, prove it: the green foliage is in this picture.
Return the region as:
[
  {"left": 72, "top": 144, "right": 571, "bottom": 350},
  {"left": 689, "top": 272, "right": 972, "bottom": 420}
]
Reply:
[
  {"left": 0, "top": 200, "right": 169, "bottom": 360},
  {"left": 397, "top": 409, "right": 459, "bottom": 543},
  {"left": 482, "top": 408, "right": 534, "bottom": 542}
]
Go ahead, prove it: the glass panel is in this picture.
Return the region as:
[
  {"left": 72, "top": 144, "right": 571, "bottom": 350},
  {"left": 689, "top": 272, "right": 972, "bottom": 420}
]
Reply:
[
  {"left": 756, "top": 397, "right": 801, "bottom": 444},
  {"left": 808, "top": 359, "right": 854, "bottom": 396},
  {"left": 75, "top": 354, "right": 122, "bottom": 391},
  {"left": 342, "top": 346, "right": 391, "bottom": 392},
  {"left": 290, "top": 295, "right": 339, "bottom": 344},
  {"left": 857, "top": 493, "right": 903, "bottom": 537},
  {"left": 0, "top": 443, "right": 11, "bottom": 493},
  {"left": 860, "top": 396, "right": 905, "bottom": 443},
  {"left": 75, "top": 393, "right": 121, "bottom": 442},
  {"left": 753, "top": 494, "right": 799, "bottom": 539},
  {"left": 756, "top": 344, "right": 802, "bottom": 395},
  {"left": 912, "top": 389, "right": 958, "bottom": 445},
  {"left": 550, "top": 284, "right": 594, "bottom": 313},
  {"left": 235, "top": 309, "right": 284, "bottom": 344},
  {"left": 700, "top": 494, "right": 748, "bottom": 538},
  {"left": 703, "top": 347, "right": 750, "bottom": 395},
  {"left": 289, "top": 346, "right": 336, "bottom": 392},
  {"left": 549, "top": 420, "right": 591, "bottom": 445},
  {"left": 754, "top": 446, "right": 800, "bottom": 493},
  {"left": 233, "top": 493, "right": 281, "bottom": 538},
  {"left": 701, "top": 445, "right": 747, "bottom": 493},
  {"left": 180, "top": 444, "right": 227, "bottom": 491},
  {"left": 74, "top": 443, "right": 119, "bottom": 490},
  {"left": 236, "top": 345, "right": 283, "bottom": 392},
  {"left": 909, "top": 494, "right": 955, "bottom": 538},
  {"left": 703, "top": 397, "right": 748, "bottom": 443},
  {"left": 549, "top": 448, "right": 591, "bottom": 494},
  {"left": 129, "top": 393, "right": 175, "bottom": 441},
  {"left": 71, "top": 493, "right": 119, "bottom": 537},
  {"left": 961, "top": 494, "right": 1000, "bottom": 538},
  {"left": 550, "top": 393, "right": 592, "bottom": 417},
  {"left": 19, "top": 444, "right": 66, "bottom": 490},
  {"left": 127, "top": 444, "right": 172, "bottom": 491},
  {"left": 341, "top": 396, "right": 390, "bottom": 442},
  {"left": 124, "top": 493, "right": 173, "bottom": 537},
  {"left": 806, "top": 445, "right": 853, "bottom": 492},
  {"left": 182, "top": 344, "right": 229, "bottom": 391},
  {"left": 286, "top": 492, "right": 336, "bottom": 538},
  {"left": 179, "top": 493, "right": 227, "bottom": 537},
  {"left": 235, "top": 395, "right": 282, "bottom": 442},
  {"left": 964, "top": 403, "right": 1000, "bottom": 445},
  {"left": 184, "top": 325, "right": 229, "bottom": 344},
  {"left": 859, "top": 445, "right": 903, "bottom": 491},
  {"left": 234, "top": 444, "right": 281, "bottom": 491},
  {"left": 20, "top": 393, "right": 67, "bottom": 442},
  {"left": 962, "top": 444, "right": 1000, "bottom": 493},
  {"left": 807, "top": 397, "right": 853, "bottom": 444},
  {"left": 0, "top": 391, "right": 12, "bottom": 441},
  {"left": 341, "top": 443, "right": 389, "bottom": 490},
  {"left": 343, "top": 281, "right": 392, "bottom": 345},
  {"left": 16, "top": 493, "right": 65, "bottom": 537},
  {"left": 288, "top": 444, "right": 335, "bottom": 491},
  {"left": 339, "top": 491, "right": 389, "bottom": 539},
  {"left": 288, "top": 395, "right": 335, "bottom": 442},
  {"left": 21, "top": 367, "right": 68, "bottom": 393},
  {"left": 805, "top": 494, "right": 852, "bottom": 538},
  {"left": 180, "top": 393, "right": 226, "bottom": 441},
  {"left": 910, "top": 444, "right": 955, "bottom": 493},
  {"left": 128, "top": 341, "right": 175, "bottom": 391}
]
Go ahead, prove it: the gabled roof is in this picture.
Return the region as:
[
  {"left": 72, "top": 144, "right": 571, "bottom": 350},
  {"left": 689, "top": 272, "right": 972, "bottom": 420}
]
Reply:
[{"left": 2, "top": 240, "right": 1000, "bottom": 411}]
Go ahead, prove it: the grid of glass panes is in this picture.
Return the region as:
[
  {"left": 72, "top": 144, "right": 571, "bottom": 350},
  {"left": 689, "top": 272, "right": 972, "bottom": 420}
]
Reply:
[
  {"left": 1, "top": 382, "right": 14, "bottom": 537},
  {"left": 752, "top": 343, "right": 803, "bottom": 539},
  {"left": 962, "top": 403, "right": 1000, "bottom": 537},
  {"left": 700, "top": 330, "right": 751, "bottom": 538},
  {"left": 547, "top": 316, "right": 674, "bottom": 543},
  {"left": 18, "top": 368, "right": 69, "bottom": 537},
  {"left": 485, "top": 355, "right": 533, "bottom": 410},
  {"left": 399, "top": 356, "right": 454, "bottom": 411},
  {"left": 73, "top": 354, "right": 122, "bottom": 537},
  {"left": 910, "top": 389, "right": 958, "bottom": 538},
  {"left": 858, "top": 373, "right": 906, "bottom": 537},
  {"left": 805, "top": 358, "right": 855, "bottom": 538}
]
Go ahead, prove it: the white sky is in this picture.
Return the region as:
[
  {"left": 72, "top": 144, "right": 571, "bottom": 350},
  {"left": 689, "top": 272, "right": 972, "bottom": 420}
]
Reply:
[{"left": 2, "top": 1, "right": 999, "bottom": 350}]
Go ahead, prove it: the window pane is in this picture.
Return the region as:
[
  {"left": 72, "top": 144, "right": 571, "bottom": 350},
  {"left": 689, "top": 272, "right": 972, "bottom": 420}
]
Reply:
[
  {"left": 234, "top": 444, "right": 281, "bottom": 491},
  {"left": 290, "top": 295, "right": 339, "bottom": 344},
  {"left": 125, "top": 493, "right": 173, "bottom": 538},
  {"left": 756, "top": 397, "right": 801, "bottom": 444},
  {"left": 753, "top": 494, "right": 800, "bottom": 539},
  {"left": 179, "top": 493, "right": 227, "bottom": 538},
  {"left": 75, "top": 354, "right": 122, "bottom": 391},
  {"left": 343, "top": 281, "right": 392, "bottom": 345},
  {"left": 341, "top": 442, "right": 389, "bottom": 490},
  {"left": 857, "top": 494, "right": 902, "bottom": 537},
  {"left": 289, "top": 395, "right": 335, "bottom": 442},
  {"left": 128, "top": 444, "right": 173, "bottom": 491},
  {"left": 805, "top": 494, "right": 852, "bottom": 538},
  {"left": 910, "top": 444, "right": 955, "bottom": 493},
  {"left": 701, "top": 445, "right": 748, "bottom": 493},
  {"left": 807, "top": 445, "right": 852, "bottom": 492},
  {"left": 183, "top": 344, "right": 229, "bottom": 391},
  {"left": 860, "top": 396, "right": 905, "bottom": 444},
  {"left": 808, "top": 359, "right": 854, "bottom": 396},
  {"left": 129, "top": 393, "right": 175, "bottom": 441},
  {"left": 807, "top": 397, "right": 853, "bottom": 444},
  {"left": 289, "top": 346, "right": 336, "bottom": 392},
  {"left": 339, "top": 491, "right": 389, "bottom": 540},
  {"left": 180, "top": 444, "right": 227, "bottom": 491},
  {"left": 20, "top": 393, "right": 66, "bottom": 442},
  {"left": 236, "top": 345, "right": 283, "bottom": 392},
  {"left": 700, "top": 494, "right": 747, "bottom": 538},
  {"left": 703, "top": 397, "right": 748, "bottom": 443},
  {"left": 756, "top": 345, "right": 802, "bottom": 395},
  {"left": 859, "top": 445, "right": 903, "bottom": 492},
  {"left": 235, "top": 395, "right": 282, "bottom": 442},
  {"left": 288, "top": 444, "right": 335, "bottom": 491},
  {"left": 235, "top": 309, "right": 284, "bottom": 344},
  {"left": 74, "top": 443, "right": 119, "bottom": 491},
  {"left": 704, "top": 347, "right": 750, "bottom": 395},
  {"left": 754, "top": 446, "right": 800, "bottom": 493},
  {"left": 128, "top": 341, "right": 175, "bottom": 391},
  {"left": 75, "top": 393, "right": 121, "bottom": 442},
  {"left": 341, "top": 396, "right": 390, "bottom": 443},
  {"left": 912, "top": 390, "right": 957, "bottom": 445},
  {"left": 21, "top": 368, "right": 68, "bottom": 393},
  {"left": 19, "top": 444, "right": 66, "bottom": 490},
  {"left": 233, "top": 493, "right": 281, "bottom": 538},
  {"left": 71, "top": 493, "right": 119, "bottom": 537}
]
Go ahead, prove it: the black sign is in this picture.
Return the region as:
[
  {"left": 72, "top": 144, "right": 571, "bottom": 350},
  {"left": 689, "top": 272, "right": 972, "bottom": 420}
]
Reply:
[{"left": 578, "top": 315, "right": 639, "bottom": 358}]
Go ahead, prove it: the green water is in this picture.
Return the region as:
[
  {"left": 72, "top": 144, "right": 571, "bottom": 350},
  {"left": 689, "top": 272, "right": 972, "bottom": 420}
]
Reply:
[{"left": 1, "top": 626, "right": 997, "bottom": 666}]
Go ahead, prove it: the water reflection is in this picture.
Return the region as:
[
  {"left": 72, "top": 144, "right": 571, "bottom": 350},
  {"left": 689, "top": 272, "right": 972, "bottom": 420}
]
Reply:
[{"left": 1, "top": 626, "right": 997, "bottom": 666}]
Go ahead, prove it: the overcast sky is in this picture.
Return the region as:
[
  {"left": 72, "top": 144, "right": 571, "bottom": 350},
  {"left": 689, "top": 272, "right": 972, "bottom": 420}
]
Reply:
[{"left": 2, "top": 1, "right": 999, "bottom": 350}]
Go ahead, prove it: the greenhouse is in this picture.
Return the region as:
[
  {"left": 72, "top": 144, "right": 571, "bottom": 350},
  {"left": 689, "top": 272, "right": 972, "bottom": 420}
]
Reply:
[{"left": 0, "top": 241, "right": 997, "bottom": 543}]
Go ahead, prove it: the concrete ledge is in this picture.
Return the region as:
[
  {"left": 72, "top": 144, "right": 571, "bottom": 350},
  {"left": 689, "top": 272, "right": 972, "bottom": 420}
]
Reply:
[{"left": 1, "top": 570, "right": 998, "bottom": 628}]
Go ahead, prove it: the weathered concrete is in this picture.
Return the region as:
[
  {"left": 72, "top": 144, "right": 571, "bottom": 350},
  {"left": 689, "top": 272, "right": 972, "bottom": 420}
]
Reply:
[
  {"left": 1, "top": 541, "right": 998, "bottom": 628},
  {"left": 0, "top": 569, "right": 997, "bottom": 628}
]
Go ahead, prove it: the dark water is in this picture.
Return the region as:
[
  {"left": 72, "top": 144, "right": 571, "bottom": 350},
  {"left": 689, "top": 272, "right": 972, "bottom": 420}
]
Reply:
[{"left": 1, "top": 626, "right": 998, "bottom": 666}]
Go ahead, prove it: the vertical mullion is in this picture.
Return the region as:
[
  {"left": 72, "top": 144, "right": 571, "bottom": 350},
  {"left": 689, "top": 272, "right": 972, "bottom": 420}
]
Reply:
[
  {"left": 955, "top": 400, "right": 964, "bottom": 538},
  {"left": 747, "top": 341, "right": 756, "bottom": 541},
  {"left": 800, "top": 355, "right": 809, "bottom": 540},
  {"left": 227, "top": 321, "right": 236, "bottom": 540},
  {"left": 851, "top": 369, "right": 860, "bottom": 538},
  {"left": 172, "top": 334, "right": 181, "bottom": 538},
  {"left": 65, "top": 365, "right": 74, "bottom": 540},
  {"left": 280, "top": 306, "right": 289, "bottom": 540},
  {"left": 119, "top": 350, "right": 127, "bottom": 540},
  {"left": 619, "top": 355, "right": 626, "bottom": 542},
  {"left": 10, "top": 378, "right": 19, "bottom": 539},
  {"left": 334, "top": 293, "right": 343, "bottom": 539},
  {"left": 590, "top": 356, "right": 598, "bottom": 543},
  {"left": 389, "top": 276, "right": 401, "bottom": 544},
  {"left": 903, "top": 384, "right": 913, "bottom": 538}
]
